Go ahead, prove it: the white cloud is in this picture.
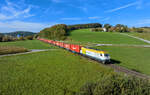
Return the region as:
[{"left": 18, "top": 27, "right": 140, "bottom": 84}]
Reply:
[
  {"left": 88, "top": 16, "right": 101, "bottom": 20},
  {"left": 0, "top": 21, "right": 54, "bottom": 32},
  {"left": 105, "top": 1, "right": 140, "bottom": 13},
  {"left": 61, "top": 17, "right": 81, "bottom": 20},
  {"left": 0, "top": 0, "right": 35, "bottom": 20}
]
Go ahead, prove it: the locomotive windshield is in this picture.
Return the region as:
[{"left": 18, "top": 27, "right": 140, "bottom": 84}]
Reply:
[{"left": 104, "top": 54, "right": 109, "bottom": 57}]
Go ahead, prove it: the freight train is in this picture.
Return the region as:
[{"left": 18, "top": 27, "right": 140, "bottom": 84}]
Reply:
[{"left": 39, "top": 38, "right": 110, "bottom": 64}]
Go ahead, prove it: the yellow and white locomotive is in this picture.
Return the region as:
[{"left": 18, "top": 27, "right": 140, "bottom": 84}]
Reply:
[{"left": 80, "top": 47, "right": 110, "bottom": 63}]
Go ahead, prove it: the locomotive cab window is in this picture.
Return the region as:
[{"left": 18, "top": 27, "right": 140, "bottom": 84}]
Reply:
[{"left": 104, "top": 54, "right": 109, "bottom": 57}]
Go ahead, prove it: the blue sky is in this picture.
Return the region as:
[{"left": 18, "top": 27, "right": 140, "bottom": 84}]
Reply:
[{"left": 0, "top": 0, "right": 150, "bottom": 32}]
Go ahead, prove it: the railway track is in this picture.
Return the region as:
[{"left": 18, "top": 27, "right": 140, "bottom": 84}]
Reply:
[
  {"left": 40, "top": 39, "right": 150, "bottom": 80},
  {"left": 80, "top": 54, "right": 150, "bottom": 79},
  {"left": 107, "top": 64, "right": 150, "bottom": 79}
]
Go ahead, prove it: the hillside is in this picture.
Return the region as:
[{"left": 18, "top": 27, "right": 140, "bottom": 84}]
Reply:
[
  {"left": 69, "top": 29, "right": 148, "bottom": 45},
  {"left": 3, "top": 31, "right": 36, "bottom": 37}
]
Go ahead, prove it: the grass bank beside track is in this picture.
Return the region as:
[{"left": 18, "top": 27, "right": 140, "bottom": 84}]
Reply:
[
  {"left": 0, "top": 40, "right": 55, "bottom": 49},
  {"left": 69, "top": 29, "right": 149, "bottom": 45},
  {"left": 0, "top": 49, "right": 113, "bottom": 95},
  {"left": 94, "top": 46, "right": 150, "bottom": 75}
]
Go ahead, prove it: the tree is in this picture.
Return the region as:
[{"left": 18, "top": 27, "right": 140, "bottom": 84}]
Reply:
[
  {"left": 104, "top": 24, "right": 112, "bottom": 32},
  {"left": 0, "top": 33, "right": 3, "bottom": 42},
  {"left": 67, "top": 23, "right": 102, "bottom": 31},
  {"left": 115, "top": 24, "right": 129, "bottom": 32},
  {"left": 39, "top": 24, "right": 68, "bottom": 40}
]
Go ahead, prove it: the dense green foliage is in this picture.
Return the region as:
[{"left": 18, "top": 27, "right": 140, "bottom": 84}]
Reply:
[
  {"left": 67, "top": 23, "right": 102, "bottom": 31},
  {"left": 91, "top": 28, "right": 104, "bottom": 32},
  {"left": 69, "top": 29, "right": 148, "bottom": 45},
  {"left": 25, "top": 35, "right": 34, "bottom": 40},
  {"left": 0, "top": 33, "right": 3, "bottom": 41},
  {"left": 0, "top": 40, "right": 54, "bottom": 49},
  {"left": 39, "top": 24, "right": 68, "bottom": 40},
  {"left": 78, "top": 74, "right": 150, "bottom": 95},
  {"left": 104, "top": 24, "right": 112, "bottom": 32},
  {"left": 0, "top": 46, "right": 28, "bottom": 55}
]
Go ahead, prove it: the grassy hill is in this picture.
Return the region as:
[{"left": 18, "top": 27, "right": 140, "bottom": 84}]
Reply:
[
  {"left": 69, "top": 29, "right": 150, "bottom": 75},
  {"left": 69, "top": 29, "right": 148, "bottom": 45}
]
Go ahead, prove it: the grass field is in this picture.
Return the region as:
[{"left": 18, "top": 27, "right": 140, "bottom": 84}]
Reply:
[
  {"left": 69, "top": 29, "right": 148, "bottom": 45},
  {"left": 94, "top": 46, "right": 150, "bottom": 75},
  {"left": 0, "top": 40, "right": 55, "bottom": 49},
  {"left": 0, "top": 49, "right": 113, "bottom": 95},
  {"left": 129, "top": 32, "right": 150, "bottom": 41}
]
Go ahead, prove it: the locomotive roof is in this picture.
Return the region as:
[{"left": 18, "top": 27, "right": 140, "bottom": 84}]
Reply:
[{"left": 82, "top": 47, "right": 108, "bottom": 54}]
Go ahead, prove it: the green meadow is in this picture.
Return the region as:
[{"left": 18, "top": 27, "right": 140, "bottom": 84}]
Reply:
[
  {"left": 69, "top": 29, "right": 148, "bottom": 45},
  {"left": 0, "top": 40, "right": 54, "bottom": 49},
  {"left": 94, "top": 46, "right": 150, "bottom": 75},
  {"left": 0, "top": 48, "right": 113, "bottom": 95}
]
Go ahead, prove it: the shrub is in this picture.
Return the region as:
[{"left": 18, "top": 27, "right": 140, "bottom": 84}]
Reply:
[
  {"left": 91, "top": 28, "right": 104, "bottom": 32},
  {"left": 131, "top": 28, "right": 145, "bottom": 33},
  {"left": 0, "top": 34, "right": 3, "bottom": 42},
  {"left": 0, "top": 46, "right": 28, "bottom": 55},
  {"left": 26, "top": 36, "right": 34, "bottom": 40},
  {"left": 33, "top": 34, "right": 39, "bottom": 39},
  {"left": 19, "top": 36, "right": 25, "bottom": 40},
  {"left": 77, "top": 74, "right": 150, "bottom": 95}
]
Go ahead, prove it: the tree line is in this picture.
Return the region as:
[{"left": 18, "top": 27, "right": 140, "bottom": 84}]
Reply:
[
  {"left": 67, "top": 23, "right": 102, "bottom": 31},
  {"left": 92, "top": 24, "right": 148, "bottom": 33},
  {"left": 39, "top": 23, "right": 149, "bottom": 41},
  {"left": 39, "top": 23, "right": 103, "bottom": 40},
  {"left": 0, "top": 33, "right": 37, "bottom": 42}
]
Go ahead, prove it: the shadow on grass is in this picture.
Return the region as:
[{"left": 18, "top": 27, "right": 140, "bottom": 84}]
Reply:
[{"left": 109, "top": 59, "right": 121, "bottom": 64}]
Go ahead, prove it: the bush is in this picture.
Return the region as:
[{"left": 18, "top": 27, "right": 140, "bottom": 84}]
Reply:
[
  {"left": 0, "top": 34, "right": 3, "bottom": 42},
  {"left": 33, "top": 34, "right": 39, "bottom": 39},
  {"left": 19, "top": 36, "right": 25, "bottom": 40},
  {"left": 131, "top": 28, "right": 145, "bottom": 33},
  {"left": 77, "top": 74, "right": 150, "bottom": 95},
  {"left": 0, "top": 46, "right": 28, "bottom": 55},
  {"left": 26, "top": 36, "right": 34, "bottom": 40},
  {"left": 91, "top": 28, "right": 104, "bottom": 32}
]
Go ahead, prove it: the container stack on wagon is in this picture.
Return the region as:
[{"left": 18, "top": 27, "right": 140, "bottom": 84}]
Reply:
[{"left": 39, "top": 38, "right": 111, "bottom": 64}]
